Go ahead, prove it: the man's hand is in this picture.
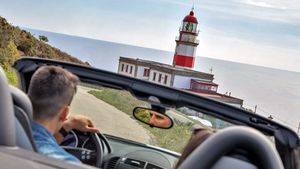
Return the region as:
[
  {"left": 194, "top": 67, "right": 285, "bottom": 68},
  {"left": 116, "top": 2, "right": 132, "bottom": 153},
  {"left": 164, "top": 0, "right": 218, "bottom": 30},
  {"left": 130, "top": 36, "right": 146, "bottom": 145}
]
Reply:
[{"left": 63, "top": 115, "right": 100, "bottom": 133}]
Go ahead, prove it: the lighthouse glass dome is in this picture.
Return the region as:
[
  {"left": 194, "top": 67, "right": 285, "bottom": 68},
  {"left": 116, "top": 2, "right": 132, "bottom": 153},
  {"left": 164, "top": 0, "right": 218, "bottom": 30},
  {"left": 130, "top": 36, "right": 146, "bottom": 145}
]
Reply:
[{"left": 181, "top": 22, "right": 198, "bottom": 33}]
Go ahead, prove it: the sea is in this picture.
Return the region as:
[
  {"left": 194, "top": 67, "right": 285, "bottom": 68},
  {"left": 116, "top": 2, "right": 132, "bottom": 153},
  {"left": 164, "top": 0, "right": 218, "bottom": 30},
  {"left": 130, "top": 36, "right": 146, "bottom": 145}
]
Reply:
[{"left": 27, "top": 29, "right": 300, "bottom": 132}]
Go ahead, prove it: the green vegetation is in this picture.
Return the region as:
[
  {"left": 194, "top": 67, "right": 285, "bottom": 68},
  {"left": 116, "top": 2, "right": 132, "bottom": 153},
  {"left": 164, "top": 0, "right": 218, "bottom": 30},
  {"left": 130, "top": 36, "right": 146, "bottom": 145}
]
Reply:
[
  {"left": 38, "top": 35, "right": 49, "bottom": 43},
  {"left": 0, "top": 39, "right": 20, "bottom": 85},
  {"left": 143, "top": 121, "right": 193, "bottom": 152},
  {"left": 0, "top": 16, "right": 87, "bottom": 85},
  {"left": 88, "top": 88, "right": 149, "bottom": 115},
  {"left": 134, "top": 108, "right": 152, "bottom": 123},
  {"left": 88, "top": 88, "right": 194, "bottom": 153},
  {"left": 4, "top": 67, "right": 18, "bottom": 86}
]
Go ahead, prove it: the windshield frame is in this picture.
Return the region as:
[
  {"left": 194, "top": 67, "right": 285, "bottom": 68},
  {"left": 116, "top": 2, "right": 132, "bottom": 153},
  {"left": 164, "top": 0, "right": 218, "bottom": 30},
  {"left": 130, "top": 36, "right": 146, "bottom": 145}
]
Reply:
[{"left": 13, "top": 57, "right": 300, "bottom": 150}]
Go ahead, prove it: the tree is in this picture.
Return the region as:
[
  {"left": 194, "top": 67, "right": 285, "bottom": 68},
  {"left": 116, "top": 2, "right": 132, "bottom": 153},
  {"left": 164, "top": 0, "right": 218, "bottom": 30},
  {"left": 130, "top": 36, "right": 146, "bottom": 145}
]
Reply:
[
  {"left": 0, "top": 40, "right": 20, "bottom": 86},
  {"left": 38, "top": 35, "right": 49, "bottom": 43},
  {"left": 0, "top": 40, "right": 19, "bottom": 68}
]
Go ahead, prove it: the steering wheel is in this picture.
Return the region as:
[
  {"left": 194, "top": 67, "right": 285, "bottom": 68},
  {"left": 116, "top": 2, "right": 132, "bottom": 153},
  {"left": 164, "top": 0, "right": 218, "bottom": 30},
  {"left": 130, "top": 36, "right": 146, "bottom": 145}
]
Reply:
[
  {"left": 178, "top": 126, "right": 284, "bottom": 169},
  {"left": 91, "top": 132, "right": 103, "bottom": 167},
  {"left": 61, "top": 130, "right": 111, "bottom": 168}
]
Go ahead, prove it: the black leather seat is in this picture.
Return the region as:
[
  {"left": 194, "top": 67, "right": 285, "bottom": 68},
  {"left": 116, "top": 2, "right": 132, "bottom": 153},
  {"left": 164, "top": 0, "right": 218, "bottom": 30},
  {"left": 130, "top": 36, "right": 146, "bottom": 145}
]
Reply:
[
  {"left": 10, "top": 86, "right": 37, "bottom": 152},
  {"left": 0, "top": 66, "right": 36, "bottom": 151}
]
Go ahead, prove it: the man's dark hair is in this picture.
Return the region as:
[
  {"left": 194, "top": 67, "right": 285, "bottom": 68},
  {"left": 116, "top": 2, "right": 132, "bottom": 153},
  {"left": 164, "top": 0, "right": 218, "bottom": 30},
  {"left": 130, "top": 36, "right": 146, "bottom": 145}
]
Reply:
[{"left": 28, "top": 66, "right": 79, "bottom": 120}]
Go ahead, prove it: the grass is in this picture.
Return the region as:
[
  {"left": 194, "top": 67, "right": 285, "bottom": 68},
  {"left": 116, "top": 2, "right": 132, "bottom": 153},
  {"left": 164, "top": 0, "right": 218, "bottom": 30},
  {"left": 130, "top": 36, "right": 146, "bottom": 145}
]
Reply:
[
  {"left": 2, "top": 67, "right": 18, "bottom": 86},
  {"left": 88, "top": 88, "right": 194, "bottom": 153},
  {"left": 88, "top": 88, "right": 149, "bottom": 115},
  {"left": 143, "top": 122, "right": 193, "bottom": 152}
]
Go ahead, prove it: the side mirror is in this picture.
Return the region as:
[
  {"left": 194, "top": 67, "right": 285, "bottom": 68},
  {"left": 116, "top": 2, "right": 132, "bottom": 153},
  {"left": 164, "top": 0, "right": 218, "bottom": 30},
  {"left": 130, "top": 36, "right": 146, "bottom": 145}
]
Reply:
[{"left": 133, "top": 107, "right": 173, "bottom": 129}]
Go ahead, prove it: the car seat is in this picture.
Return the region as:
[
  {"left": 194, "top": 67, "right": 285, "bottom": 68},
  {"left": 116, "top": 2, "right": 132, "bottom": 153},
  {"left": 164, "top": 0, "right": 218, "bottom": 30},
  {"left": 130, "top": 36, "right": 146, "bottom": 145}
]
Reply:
[
  {"left": 0, "top": 66, "right": 35, "bottom": 151},
  {"left": 10, "top": 85, "right": 37, "bottom": 151}
]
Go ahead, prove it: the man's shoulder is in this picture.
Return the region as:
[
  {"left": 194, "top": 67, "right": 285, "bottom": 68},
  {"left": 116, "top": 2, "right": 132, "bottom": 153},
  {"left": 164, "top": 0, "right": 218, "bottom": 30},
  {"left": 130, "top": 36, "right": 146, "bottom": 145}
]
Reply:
[
  {"left": 31, "top": 122, "right": 80, "bottom": 163},
  {"left": 31, "top": 122, "right": 53, "bottom": 142},
  {"left": 36, "top": 140, "right": 80, "bottom": 162}
]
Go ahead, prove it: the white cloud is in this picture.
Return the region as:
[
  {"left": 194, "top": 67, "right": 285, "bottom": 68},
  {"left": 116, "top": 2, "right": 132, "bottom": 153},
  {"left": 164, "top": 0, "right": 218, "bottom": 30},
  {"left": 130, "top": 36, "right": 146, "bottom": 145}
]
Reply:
[
  {"left": 243, "top": 0, "right": 287, "bottom": 9},
  {"left": 154, "top": 0, "right": 191, "bottom": 6},
  {"left": 240, "top": 0, "right": 300, "bottom": 10}
]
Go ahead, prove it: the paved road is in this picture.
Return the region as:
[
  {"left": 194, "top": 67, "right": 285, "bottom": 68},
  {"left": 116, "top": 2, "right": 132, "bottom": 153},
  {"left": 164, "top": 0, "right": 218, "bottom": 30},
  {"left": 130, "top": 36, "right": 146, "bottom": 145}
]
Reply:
[{"left": 70, "top": 86, "right": 152, "bottom": 144}]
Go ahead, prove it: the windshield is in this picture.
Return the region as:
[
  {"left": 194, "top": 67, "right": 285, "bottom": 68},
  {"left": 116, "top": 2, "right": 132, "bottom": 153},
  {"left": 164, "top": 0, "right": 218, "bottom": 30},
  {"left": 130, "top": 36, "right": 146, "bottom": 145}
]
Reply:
[
  {"left": 70, "top": 83, "right": 240, "bottom": 153},
  {"left": 1, "top": 1, "right": 299, "bottom": 137}
]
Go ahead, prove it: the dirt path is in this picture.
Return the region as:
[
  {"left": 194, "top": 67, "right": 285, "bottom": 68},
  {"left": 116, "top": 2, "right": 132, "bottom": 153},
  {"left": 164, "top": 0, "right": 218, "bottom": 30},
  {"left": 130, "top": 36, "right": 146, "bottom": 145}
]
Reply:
[{"left": 70, "top": 86, "right": 152, "bottom": 144}]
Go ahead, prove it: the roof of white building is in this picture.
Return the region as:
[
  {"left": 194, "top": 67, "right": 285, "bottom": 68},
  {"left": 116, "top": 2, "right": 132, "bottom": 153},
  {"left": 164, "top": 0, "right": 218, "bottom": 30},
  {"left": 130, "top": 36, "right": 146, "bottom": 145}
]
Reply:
[
  {"left": 191, "top": 79, "right": 218, "bottom": 86},
  {"left": 119, "top": 57, "right": 214, "bottom": 80},
  {"left": 185, "top": 89, "right": 244, "bottom": 105}
]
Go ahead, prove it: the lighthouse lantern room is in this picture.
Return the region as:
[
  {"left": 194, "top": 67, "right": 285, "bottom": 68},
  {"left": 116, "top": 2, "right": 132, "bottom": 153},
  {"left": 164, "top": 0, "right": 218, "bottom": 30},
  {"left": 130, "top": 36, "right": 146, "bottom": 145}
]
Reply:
[{"left": 173, "top": 10, "right": 199, "bottom": 69}]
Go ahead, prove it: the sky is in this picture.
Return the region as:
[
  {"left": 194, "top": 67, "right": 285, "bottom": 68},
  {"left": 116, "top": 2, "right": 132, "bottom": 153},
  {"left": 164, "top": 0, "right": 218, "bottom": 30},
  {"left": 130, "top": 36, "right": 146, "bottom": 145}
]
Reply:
[{"left": 0, "top": 0, "right": 300, "bottom": 72}]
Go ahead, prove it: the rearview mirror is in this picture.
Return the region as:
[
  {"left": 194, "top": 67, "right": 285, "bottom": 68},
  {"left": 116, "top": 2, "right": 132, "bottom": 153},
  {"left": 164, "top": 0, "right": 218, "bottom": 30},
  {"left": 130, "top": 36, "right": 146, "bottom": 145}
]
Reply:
[{"left": 133, "top": 107, "right": 173, "bottom": 129}]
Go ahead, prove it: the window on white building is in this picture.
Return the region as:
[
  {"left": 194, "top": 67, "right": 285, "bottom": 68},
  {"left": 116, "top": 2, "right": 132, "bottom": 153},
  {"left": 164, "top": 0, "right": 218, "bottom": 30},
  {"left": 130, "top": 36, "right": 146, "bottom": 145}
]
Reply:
[
  {"left": 121, "top": 64, "right": 124, "bottom": 72},
  {"left": 125, "top": 65, "right": 128, "bottom": 72},
  {"left": 211, "top": 86, "right": 218, "bottom": 92},
  {"left": 153, "top": 72, "right": 157, "bottom": 81},
  {"left": 130, "top": 66, "right": 133, "bottom": 74},
  {"left": 164, "top": 75, "right": 168, "bottom": 85},
  {"left": 143, "top": 68, "right": 150, "bottom": 77},
  {"left": 158, "top": 74, "right": 162, "bottom": 83}
]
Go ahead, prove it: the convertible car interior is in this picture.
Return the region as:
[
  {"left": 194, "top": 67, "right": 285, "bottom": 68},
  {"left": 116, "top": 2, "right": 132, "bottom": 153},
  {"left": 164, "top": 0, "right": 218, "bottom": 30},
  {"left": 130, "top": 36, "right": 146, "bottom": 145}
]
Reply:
[{"left": 0, "top": 57, "right": 299, "bottom": 169}]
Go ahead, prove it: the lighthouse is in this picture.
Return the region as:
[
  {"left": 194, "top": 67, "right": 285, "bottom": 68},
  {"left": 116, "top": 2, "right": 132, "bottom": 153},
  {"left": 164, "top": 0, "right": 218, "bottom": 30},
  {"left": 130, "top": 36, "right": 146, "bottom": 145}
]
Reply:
[
  {"left": 173, "top": 10, "right": 199, "bottom": 69},
  {"left": 118, "top": 9, "right": 244, "bottom": 108}
]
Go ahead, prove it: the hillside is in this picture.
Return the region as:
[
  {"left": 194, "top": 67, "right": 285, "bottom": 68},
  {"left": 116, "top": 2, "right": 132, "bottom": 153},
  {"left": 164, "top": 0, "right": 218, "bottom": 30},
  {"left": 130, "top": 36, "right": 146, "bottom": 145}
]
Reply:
[{"left": 0, "top": 16, "right": 87, "bottom": 84}]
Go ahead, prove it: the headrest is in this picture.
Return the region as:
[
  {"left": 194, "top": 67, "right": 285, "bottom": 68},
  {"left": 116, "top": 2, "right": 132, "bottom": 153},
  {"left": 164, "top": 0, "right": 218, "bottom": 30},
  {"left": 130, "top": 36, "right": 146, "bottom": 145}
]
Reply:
[
  {"left": 10, "top": 86, "right": 33, "bottom": 119},
  {"left": 0, "top": 66, "right": 16, "bottom": 146},
  {"left": 0, "top": 66, "right": 6, "bottom": 79}
]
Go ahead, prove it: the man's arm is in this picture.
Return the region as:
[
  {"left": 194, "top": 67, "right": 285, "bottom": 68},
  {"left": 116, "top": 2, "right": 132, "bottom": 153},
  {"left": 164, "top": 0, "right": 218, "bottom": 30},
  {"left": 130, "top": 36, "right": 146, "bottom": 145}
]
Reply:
[{"left": 54, "top": 115, "right": 100, "bottom": 143}]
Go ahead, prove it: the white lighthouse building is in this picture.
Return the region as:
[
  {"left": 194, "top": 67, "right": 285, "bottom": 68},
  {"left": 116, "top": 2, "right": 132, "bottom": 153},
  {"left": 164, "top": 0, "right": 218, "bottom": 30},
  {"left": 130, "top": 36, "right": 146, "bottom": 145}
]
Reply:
[{"left": 117, "top": 10, "right": 243, "bottom": 107}]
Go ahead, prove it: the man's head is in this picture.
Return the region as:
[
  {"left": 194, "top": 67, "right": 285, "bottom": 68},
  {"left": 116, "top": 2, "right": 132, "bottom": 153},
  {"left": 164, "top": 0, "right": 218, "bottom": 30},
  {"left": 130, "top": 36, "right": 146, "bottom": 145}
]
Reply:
[{"left": 28, "top": 66, "right": 79, "bottom": 130}]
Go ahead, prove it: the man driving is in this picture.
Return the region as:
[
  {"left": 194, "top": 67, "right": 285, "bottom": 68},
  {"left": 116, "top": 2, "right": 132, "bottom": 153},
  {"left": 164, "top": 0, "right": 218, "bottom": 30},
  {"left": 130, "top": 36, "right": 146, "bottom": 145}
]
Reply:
[{"left": 28, "top": 65, "right": 99, "bottom": 163}]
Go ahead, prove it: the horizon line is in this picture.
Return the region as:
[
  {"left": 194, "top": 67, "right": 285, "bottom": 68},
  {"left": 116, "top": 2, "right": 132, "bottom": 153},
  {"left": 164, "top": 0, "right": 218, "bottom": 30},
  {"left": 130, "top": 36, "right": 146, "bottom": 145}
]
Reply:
[{"left": 24, "top": 27, "right": 300, "bottom": 74}]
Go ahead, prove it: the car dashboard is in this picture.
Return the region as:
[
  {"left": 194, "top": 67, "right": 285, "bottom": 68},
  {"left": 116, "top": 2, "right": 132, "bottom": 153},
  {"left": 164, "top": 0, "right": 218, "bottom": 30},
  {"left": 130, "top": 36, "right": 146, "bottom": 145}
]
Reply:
[{"left": 102, "top": 135, "right": 179, "bottom": 169}]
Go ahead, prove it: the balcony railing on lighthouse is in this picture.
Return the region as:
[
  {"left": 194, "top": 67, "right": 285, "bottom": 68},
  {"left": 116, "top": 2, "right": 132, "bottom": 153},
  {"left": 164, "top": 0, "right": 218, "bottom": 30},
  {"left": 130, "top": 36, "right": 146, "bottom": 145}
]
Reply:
[
  {"left": 179, "top": 27, "right": 200, "bottom": 34},
  {"left": 176, "top": 36, "right": 199, "bottom": 44}
]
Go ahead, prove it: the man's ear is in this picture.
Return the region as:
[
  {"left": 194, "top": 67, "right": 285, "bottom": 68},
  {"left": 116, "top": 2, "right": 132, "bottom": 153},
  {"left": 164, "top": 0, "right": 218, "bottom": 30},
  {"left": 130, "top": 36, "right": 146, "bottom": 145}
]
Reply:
[{"left": 59, "top": 106, "right": 70, "bottom": 122}]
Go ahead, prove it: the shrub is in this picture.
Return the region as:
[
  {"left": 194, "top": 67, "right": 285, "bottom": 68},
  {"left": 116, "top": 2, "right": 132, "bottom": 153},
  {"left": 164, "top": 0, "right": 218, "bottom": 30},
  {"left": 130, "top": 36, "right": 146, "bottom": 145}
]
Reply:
[
  {"left": 4, "top": 67, "right": 18, "bottom": 86},
  {"left": 38, "top": 35, "right": 49, "bottom": 42}
]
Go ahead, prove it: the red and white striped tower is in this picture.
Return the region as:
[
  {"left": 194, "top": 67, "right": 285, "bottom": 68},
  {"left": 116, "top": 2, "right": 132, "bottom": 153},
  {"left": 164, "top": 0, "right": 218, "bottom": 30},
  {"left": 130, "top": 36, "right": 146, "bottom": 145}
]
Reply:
[{"left": 173, "top": 9, "right": 199, "bottom": 69}]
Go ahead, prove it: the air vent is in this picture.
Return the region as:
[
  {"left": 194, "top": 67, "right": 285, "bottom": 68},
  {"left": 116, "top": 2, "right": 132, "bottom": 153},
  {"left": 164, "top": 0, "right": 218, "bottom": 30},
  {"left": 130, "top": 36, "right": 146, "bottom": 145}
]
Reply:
[
  {"left": 106, "top": 157, "right": 120, "bottom": 169},
  {"left": 124, "top": 158, "right": 146, "bottom": 168},
  {"left": 145, "top": 163, "right": 163, "bottom": 169}
]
